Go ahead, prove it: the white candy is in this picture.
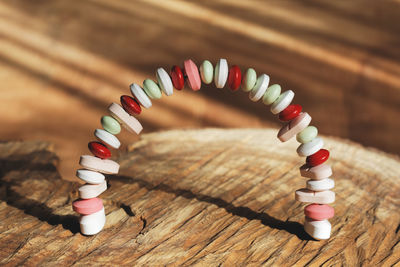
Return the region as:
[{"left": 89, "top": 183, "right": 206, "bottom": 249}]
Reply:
[
  {"left": 214, "top": 58, "right": 228, "bottom": 88},
  {"left": 249, "top": 74, "right": 270, "bottom": 102},
  {"left": 108, "top": 103, "right": 143, "bottom": 134},
  {"left": 297, "top": 137, "right": 324, "bottom": 157},
  {"left": 130, "top": 83, "right": 152, "bottom": 108},
  {"left": 270, "top": 90, "right": 294, "bottom": 114},
  {"left": 304, "top": 217, "right": 331, "bottom": 240},
  {"left": 94, "top": 129, "right": 121, "bottom": 149},
  {"left": 79, "top": 180, "right": 107, "bottom": 199},
  {"left": 76, "top": 169, "right": 105, "bottom": 184},
  {"left": 156, "top": 67, "right": 173, "bottom": 96},
  {"left": 79, "top": 155, "right": 120, "bottom": 174},
  {"left": 306, "top": 178, "right": 334, "bottom": 191},
  {"left": 79, "top": 207, "right": 106, "bottom": 235}
]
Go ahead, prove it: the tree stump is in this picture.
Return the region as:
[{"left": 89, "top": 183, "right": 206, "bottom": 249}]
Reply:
[{"left": 0, "top": 129, "right": 399, "bottom": 266}]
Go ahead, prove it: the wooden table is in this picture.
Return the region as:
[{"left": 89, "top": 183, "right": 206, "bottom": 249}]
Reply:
[{"left": 1, "top": 129, "right": 399, "bottom": 266}]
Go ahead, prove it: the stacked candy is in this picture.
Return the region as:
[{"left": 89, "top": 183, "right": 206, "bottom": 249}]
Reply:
[{"left": 70, "top": 58, "right": 335, "bottom": 239}]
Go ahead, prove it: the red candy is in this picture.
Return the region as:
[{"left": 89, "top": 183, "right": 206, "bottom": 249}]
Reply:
[
  {"left": 306, "top": 149, "right": 329, "bottom": 167},
  {"left": 170, "top": 65, "right": 185, "bottom": 90},
  {"left": 304, "top": 204, "right": 334, "bottom": 220},
  {"left": 279, "top": 104, "right": 302, "bottom": 121},
  {"left": 88, "top": 141, "right": 111, "bottom": 159},
  {"left": 227, "top": 65, "right": 242, "bottom": 91},
  {"left": 120, "top": 95, "right": 141, "bottom": 115}
]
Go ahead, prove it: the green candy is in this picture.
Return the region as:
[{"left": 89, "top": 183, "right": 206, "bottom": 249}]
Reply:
[
  {"left": 297, "top": 126, "right": 318, "bottom": 143},
  {"left": 200, "top": 60, "right": 213, "bottom": 84},
  {"left": 143, "top": 79, "right": 162, "bottom": 99},
  {"left": 262, "top": 84, "right": 281, "bottom": 105},
  {"left": 241, "top": 68, "right": 257, "bottom": 92},
  {"left": 101, "top": 116, "right": 121, "bottom": 135}
]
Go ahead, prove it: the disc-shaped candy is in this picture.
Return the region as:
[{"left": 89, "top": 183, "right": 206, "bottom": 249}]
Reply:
[
  {"left": 304, "top": 204, "right": 334, "bottom": 220},
  {"left": 271, "top": 90, "right": 295, "bottom": 114},
  {"left": 88, "top": 141, "right": 111, "bottom": 159},
  {"left": 170, "top": 65, "right": 185, "bottom": 90},
  {"left": 279, "top": 104, "right": 302, "bottom": 121},
  {"left": 214, "top": 58, "right": 228, "bottom": 88},
  {"left": 156, "top": 67, "right": 174, "bottom": 96},
  {"left": 130, "top": 83, "right": 152, "bottom": 108},
  {"left": 94, "top": 129, "right": 120, "bottom": 149},
  {"left": 79, "top": 207, "right": 106, "bottom": 235},
  {"left": 227, "top": 65, "right": 242, "bottom": 91},
  {"left": 184, "top": 59, "right": 201, "bottom": 91},
  {"left": 101, "top": 116, "right": 121, "bottom": 135},
  {"left": 297, "top": 137, "right": 324, "bottom": 157},
  {"left": 200, "top": 60, "right": 213, "bottom": 84},
  {"left": 306, "top": 149, "right": 330, "bottom": 167},
  {"left": 249, "top": 74, "right": 270, "bottom": 102},
  {"left": 72, "top": 197, "right": 103, "bottom": 215},
  {"left": 120, "top": 95, "right": 141, "bottom": 115},
  {"left": 304, "top": 217, "right": 331, "bottom": 240}
]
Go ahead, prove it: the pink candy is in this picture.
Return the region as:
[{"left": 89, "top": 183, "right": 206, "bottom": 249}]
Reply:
[
  {"left": 72, "top": 198, "right": 103, "bottom": 215},
  {"left": 304, "top": 203, "right": 334, "bottom": 220}
]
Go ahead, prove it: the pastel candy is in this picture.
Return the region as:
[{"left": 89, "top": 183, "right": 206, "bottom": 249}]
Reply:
[
  {"left": 304, "top": 204, "right": 334, "bottom": 220},
  {"left": 249, "top": 74, "right": 270, "bottom": 102},
  {"left": 297, "top": 126, "right": 318, "bottom": 143},
  {"left": 242, "top": 68, "right": 257, "bottom": 92},
  {"left": 79, "top": 180, "right": 107, "bottom": 199},
  {"left": 263, "top": 84, "right": 281, "bottom": 105},
  {"left": 295, "top": 188, "right": 335, "bottom": 204},
  {"left": 108, "top": 103, "right": 143, "bottom": 135},
  {"left": 300, "top": 163, "right": 333, "bottom": 180},
  {"left": 277, "top": 112, "right": 312, "bottom": 142},
  {"left": 306, "top": 178, "right": 335, "bottom": 191},
  {"left": 214, "top": 58, "right": 228, "bottom": 88},
  {"left": 297, "top": 137, "right": 324, "bottom": 157},
  {"left": 73, "top": 197, "right": 103, "bottom": 215},
  {"left": 79, "top": 155, "right": 119, "bottom": 174},
  {"left": 156, "top": 67, "right": 173, "bottom": 96},
  {"left": 94, "top": 129, "right": 120, "bottom": 149},
  {"left": 271, "top": 90, "right": 294, "bottom": 114},
  {"left": 76, "top": 169, "right": 105, "bottom": 184},
  {"left": 101, "top": 116, "right": 121, "bottom": 135},
  {"left": 79, "top": 207, "right": 106, "bottom": 235},
  {"left": 200, "top": 60, "right": 213, "bottom": 84},
  {"left": 143, "top": 79, "right": 162, "bottom": 99},
  {"left": 304, "top": 217, "right": 331, "bottom": 240},
  {"left": 184, "top": 59, "right": 201, "bottom": 91},
  {"left": 130, "top": 83, "right": 152, "bottom": 108}
]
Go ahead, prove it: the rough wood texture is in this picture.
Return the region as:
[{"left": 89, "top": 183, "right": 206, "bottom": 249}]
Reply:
[{"left": 0, "top": 129, "right": 399, "bottom": 266}]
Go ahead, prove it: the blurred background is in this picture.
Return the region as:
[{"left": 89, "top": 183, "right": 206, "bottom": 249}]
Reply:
[{"left": 1, "top": 0, "right": 399, "bottom": 179}]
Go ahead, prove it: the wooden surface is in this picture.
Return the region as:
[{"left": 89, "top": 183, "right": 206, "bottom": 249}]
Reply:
[
  {"left": 1, "top": 0, "right": 400, "bottom": 182},
  {"left": 1, "top": 129, "right": 399, "bottom": 266}
]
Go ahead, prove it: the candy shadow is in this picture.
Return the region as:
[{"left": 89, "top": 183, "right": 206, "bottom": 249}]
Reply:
[{"left": 109, "top": 175, "right": 313, "bottom": 241}]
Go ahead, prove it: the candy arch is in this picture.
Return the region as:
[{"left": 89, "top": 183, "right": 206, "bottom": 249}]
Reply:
[{"left": 72, "top": 59, "right": 335, "bottom": 240}]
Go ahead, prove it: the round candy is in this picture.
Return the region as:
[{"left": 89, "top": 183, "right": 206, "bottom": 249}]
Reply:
[
  {"left": 304, "top": 204, "right": 334, "bottom": 221},
  {"left": 79, "top": 155, "right": 120, "bottom": 174},
  {"left": 263, "top": 84, "right": 281, "bottom": 105},
  {"left": 214, "top": 58, "right": 228, "bottom": 88},
  {"left": 79, "top": 180, "right": 107, "bottom": 199},
  {"left": 279, "top": 104, "right": 302, "bottom": 121},
  {"left": 307, "top": 149, "right": 330, "bottom": 167},
  {"left": 108, "top": 103, "right": 143, "bottom": 135},
  {"left": 94, "top": 129, "right": 120, "bottom": 149},
  {"left": 120, "top": 95, "right": 141, "bottom": 115},
  {"left": 143, "top": 79, "right": 162, "bottom": 99},
  {"left": 307, "top": 178, "right": 335, "bottom": 191},
  {"left": 72, "top": 197, "right": 103, "bottom": 215},
  {"left": 297, "top": 137, "right": 324, "bottom": 157},
  {"left": 295, "top": 188, "right": 335, "bottom": 204},
  {"left": 130, "top": 83, "right": 152, "bottom": 108},
  {"left": 249, "top": 74, "right": 270, "bottom": 102},
  {"left": 304, "top": 217, "right": 331, "bottom": 240},
  {"left": 79, "top": 207, "right": 106, "bottom": 235},
  {"left": 242, "top": 68, "right": 257, "bottom": 92},
  {"left": 271, "top": 90, "right": 295, "bottom": 114},
  {"left": 101, "top": 116, "right": 121, "bottom": 135},
  {"left": 300, "top": 163, "right": 332, "bottom": 180},
  {"left": 76, "top": 169, "right": 105, "bottom": 184},
  {"left": 170, "top": 65, "right": 185, "bottom": 90},
  {"left": 184, "top": 59, "right": 201, "bottom": 91},
  {"left": 227, "top": 65, "right": 242, "bottom": 91},
  {"left": 88, "top": 141, "right": 111, "bottom": 159},
  {"left": 156, "top": 67, "right": 173, "bottom": 96},
  {"left": 297, "top": 126, "right": 318, "bottom": 143},
  {"left": 200, "top": 60, "right": 213, "bottom": 84}
]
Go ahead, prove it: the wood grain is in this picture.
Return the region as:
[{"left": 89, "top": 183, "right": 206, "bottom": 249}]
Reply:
[{"left": 0, "top": 129, "right": 399, "bottom": 266}]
